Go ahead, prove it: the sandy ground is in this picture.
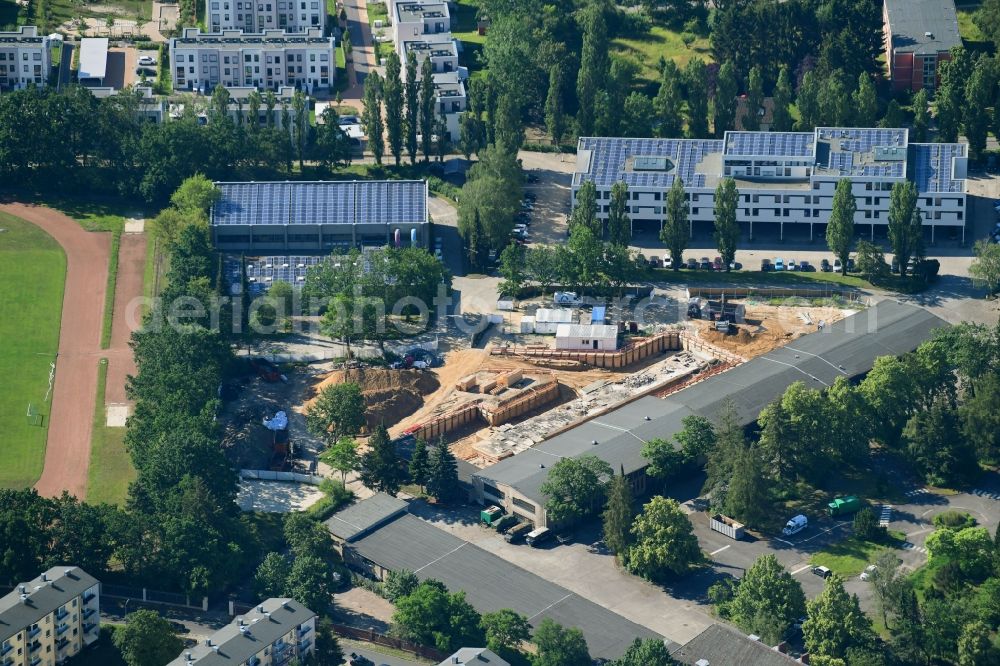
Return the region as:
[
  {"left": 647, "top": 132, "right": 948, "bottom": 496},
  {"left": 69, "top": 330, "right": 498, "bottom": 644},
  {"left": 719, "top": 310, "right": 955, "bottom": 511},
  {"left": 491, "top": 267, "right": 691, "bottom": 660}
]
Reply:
[
  {"left": 236, "top": 479, "right": 324, "bottom": 512},
  {"left": 691, "top": 303, "right": 856, "bottom": 357},
  {"left": 1, "top": 203, "right": 110, "bottom": 499}
]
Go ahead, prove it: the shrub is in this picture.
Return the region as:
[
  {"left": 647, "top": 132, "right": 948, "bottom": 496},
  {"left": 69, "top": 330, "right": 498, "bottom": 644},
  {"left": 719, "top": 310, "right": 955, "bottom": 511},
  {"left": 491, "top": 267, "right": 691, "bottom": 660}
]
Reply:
[
  {"left": 306, "top": 480, "right": 355, "bottom": 520},
  {"left": 933, "top": 510, "right": 976, "bottom": 530}
]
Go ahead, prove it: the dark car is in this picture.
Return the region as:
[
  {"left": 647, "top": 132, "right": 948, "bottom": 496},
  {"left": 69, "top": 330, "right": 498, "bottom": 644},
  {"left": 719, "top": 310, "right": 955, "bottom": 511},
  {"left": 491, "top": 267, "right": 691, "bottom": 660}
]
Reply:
[
  {"left": 349, "top": 654, "right": 374, "bottom": 666},
  {"left": 649, "top": 256, "right": 662, "bottom": 268},
  {"left": 820, "top": 258, "right": 831, "bottom": 272},
  {"left": 846, "top": 257, "right": 856, "bottom": 272},
  {"left": 504, "top": 523, "right": 531, "bottom": 544},
  {"left": 812, "top": 565, "right": 833, "bottom": 579},
  {"left": 761, "top": 258, "right": 772, "bottom": 271},
  {"left": 699, "top": 257, "right": 712, "bottom": 270},
  {"left": 686, "top": 257, "right": 699, "bottom": 270},
  {"left": 891, "top": 257, "right": 900, "bottom": 273},
  {"left": 526, "top": 172, "right": 539, "bottom": 183},
  {"left": 799, "top": 260, "right": 810, "bottom": 272}
]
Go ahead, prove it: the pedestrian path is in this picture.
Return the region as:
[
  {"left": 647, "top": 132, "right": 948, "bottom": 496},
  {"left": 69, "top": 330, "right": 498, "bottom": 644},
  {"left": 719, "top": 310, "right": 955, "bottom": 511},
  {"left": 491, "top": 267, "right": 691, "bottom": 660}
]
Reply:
[
  {"left": 901, "top": 541, "right": 928, "bottom": 555},
  {"left": 879, "top": 504, "right": 892, "bottom": 528}
]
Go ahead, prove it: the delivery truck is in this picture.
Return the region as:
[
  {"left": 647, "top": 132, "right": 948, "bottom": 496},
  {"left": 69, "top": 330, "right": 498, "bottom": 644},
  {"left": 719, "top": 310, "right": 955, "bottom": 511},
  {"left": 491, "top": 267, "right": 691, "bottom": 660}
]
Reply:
[{"left": 827, "top": 496, "right": 863, "bottom": 517}]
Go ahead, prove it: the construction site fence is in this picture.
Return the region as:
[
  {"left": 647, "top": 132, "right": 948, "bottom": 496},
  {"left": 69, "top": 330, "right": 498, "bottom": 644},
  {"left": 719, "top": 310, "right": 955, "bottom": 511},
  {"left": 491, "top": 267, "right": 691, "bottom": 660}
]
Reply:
[
  {"left": 328, "top": 623, "right": 448, "bottom": 661},
  {"left": 686, "top": 286, "right": 862, "bottom": 301},
  {"left": 101, "top": 583, "right": 209, "bottom": 611},
  {"left": 408, "top": 403, "right": 481, "bottom": 442},
  {"left": 678, "top": 331, "right": 748, "bottom": 365},
  {"left": 239, "top": 469, "right": 325, "bottom": 485},
  {"left": 488, "top": 331, "right": 682, "bottom": 369}
]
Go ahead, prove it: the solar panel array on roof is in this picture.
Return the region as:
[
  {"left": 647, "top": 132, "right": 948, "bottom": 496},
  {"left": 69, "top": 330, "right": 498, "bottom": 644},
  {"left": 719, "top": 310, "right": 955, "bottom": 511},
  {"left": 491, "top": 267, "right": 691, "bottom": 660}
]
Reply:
[
  {"left": 577, "top": 137, "right": 721, "bottom": 189},
  {"left": 212, "top": 181, "right": 427, "bottom": 227},
  {"left": 913, "top": 143, "right": 965, "bottom": 193},
  {"left": 726, "top": 131, "right": 814, "bottom": 157},
  {"left": 818, "top": 128, "right": 907, "bottom": 146}
]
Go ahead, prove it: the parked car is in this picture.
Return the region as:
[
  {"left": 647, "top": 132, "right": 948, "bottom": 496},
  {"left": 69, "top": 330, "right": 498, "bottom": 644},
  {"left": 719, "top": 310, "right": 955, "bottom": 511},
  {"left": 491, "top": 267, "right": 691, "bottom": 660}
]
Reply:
[
  {"left": 713, "top": 257, "right": 723, "bottom": 271},
  {"left": 782, "top": 514, "right": 808, "bottom": 536},
  {"left": 663, "top": 256, "right": 673, "bottom": 269},
  {"left": 686, "top": 257, "right": 699, "bottom": 270},
  {"left": 525, "top": 527, "right": 553, "bottom": 547},
  {"left": 138, "top": 55, "right": 157, "bottom": 66},
  {"left": 504, "top": 522, "right": 532, "bottom": 544},
  {"left": 135, "top": 66, "right": 156, "bottom": 76},
  {"left": 860, "top": 564, "right": 878, "bottom": 581},
  {"left": 787, "top": 259, "right": 797, "bottom": 271},
  {"left": 847, "top": 257, "right": 856, "bottom": 272},
  {"left": 526, "top": 172, "right": 539, "bottom": 183},
  {"left": 891, "top": 257, "right": 900, "bottom": 273},
  {"left": 647, "top": 256, "right": 661, "bottom": 268},
  {"left": 774, "top": 257, "right": 785, "bottom": 271},
  {"left": 812, "top": 565, "right": 833, "bottom": 579},
  {"left": 700, "top": 257, "right": 712, "bottom": 270},
  {"left": 820, "top": 258, "right": 831, "bottom": 272},
  {"left": 799, "top": 260, "right": 810, "bottom": 272},
  {"left": 761, "top": 258, "right": 772, "bottom": 271},
  {"left": 833, "top": 258, "right": 843, "bottom": 272}
]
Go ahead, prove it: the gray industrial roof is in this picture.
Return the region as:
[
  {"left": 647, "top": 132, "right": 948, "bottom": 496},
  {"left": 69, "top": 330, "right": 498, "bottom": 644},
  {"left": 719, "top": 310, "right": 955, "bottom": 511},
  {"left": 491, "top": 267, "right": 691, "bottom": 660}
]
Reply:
[
  {"left": 166, "top": 598, "right": 315, "bottom": 666},
  {"left": 885, "top": 0, "right": 962, "bottom": 55},
  {"left": 439, "top": 647, "right": 510, "bottom": 666},
  {"left": 345, "top": 513, "right": 659, "bottom": 660},
  {"left": 671, "top": 624, "right": 798, "bottom": 665},
  {"left": 0, "top": 567, "right": 99, "bottom": 643},
  {"left": 474, "top": 301, "right": 946, "bottom": 505},
  {"left": 324, "top": 493, "right": 408, "bottom": 542}
]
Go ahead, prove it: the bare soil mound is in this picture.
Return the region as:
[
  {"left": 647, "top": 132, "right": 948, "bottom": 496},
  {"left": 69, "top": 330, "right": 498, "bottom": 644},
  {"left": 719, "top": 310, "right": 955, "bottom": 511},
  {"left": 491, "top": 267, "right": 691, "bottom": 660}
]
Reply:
[{"left": 309, "top": 368, "right": 441, "bottom": 430}]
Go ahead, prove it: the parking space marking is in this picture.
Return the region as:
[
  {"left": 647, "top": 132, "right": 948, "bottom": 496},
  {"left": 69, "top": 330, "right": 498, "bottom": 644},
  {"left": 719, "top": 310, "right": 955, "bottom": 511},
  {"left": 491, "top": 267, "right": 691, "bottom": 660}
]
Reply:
[
  {"left": 709, "top": 545, "right": 731, "bottom": 556},
  {"left": 791, "top": 565, "right": 811, "bottom": 575},
  {"left": 775, "top": 538, "right": 794, "bottom": 547},
  {"left": 793, "top": 521, "right": 852, "bottom": 545}
]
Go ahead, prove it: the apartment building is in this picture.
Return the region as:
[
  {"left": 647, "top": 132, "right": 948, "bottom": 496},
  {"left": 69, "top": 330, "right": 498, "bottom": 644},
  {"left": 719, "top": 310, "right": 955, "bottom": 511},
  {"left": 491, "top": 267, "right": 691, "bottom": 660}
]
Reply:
[
  {"left": 207, "top": 0, "right": 323, "bottom": 33},
  {"left": 0, "top": 567, "right": 100, "bottom": 666},
  {"left": 166, "top": 598, "right": 316, "bottom": 666},
  {"left": 391, "top": 0, "right": 450, "bottom": 46},
  {"left": 91, "top": 85, "right": 166, "bottom": 123},
  {"left": 883, "top": 0, "right": 961, "bottom": 92},
  {"left": 397, "top": 37, "right": 458, "bottom": 76},
  {"left": 0, "top": 26, "right": 51, "bottom": 90},
  {"left": 572, "top": 128, "right": 968, "bottom": 244},
  {"left": 169, "top": 27, "right": 334, "bottom": 94}
]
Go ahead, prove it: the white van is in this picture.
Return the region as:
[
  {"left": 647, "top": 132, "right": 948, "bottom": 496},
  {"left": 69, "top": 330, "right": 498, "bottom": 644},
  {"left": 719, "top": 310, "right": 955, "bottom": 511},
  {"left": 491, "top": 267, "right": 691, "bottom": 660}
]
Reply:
[{"left": 782, "top": 514, "right": 808, "bottom": 536}]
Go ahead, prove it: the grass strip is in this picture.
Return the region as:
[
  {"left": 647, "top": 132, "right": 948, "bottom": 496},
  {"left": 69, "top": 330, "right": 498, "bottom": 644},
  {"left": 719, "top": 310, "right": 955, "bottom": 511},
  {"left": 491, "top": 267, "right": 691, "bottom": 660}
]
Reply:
[
  {"left": 101, "top": 228, "right": 122, "bottom": 349},
  {"left": 86, "top": 358, "right": 135, "bottom": 505}
]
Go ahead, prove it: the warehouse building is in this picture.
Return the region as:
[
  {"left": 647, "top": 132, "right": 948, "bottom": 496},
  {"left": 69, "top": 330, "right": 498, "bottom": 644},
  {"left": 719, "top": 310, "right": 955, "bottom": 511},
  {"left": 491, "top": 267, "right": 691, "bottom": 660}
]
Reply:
[
  {"left": 883, "top": 0, "right": 961, "bottom": 92},
  {"left": 209, "top": 180, "right": 429, "bottom": 252},
  {"left": 0, "top": 567, "right": 101, "bottom": 666},
  {"left": 573, "top": 128, "right": 967, "bottom": 243},
  {"left": 169, "top": 27, "right": 334, "bottom": 94},
  {"left": 472, "top": 301, "right": 947, "bottom": 528},
  {"left": 0, "top": 26, "right": 51, "bottom": 89}
]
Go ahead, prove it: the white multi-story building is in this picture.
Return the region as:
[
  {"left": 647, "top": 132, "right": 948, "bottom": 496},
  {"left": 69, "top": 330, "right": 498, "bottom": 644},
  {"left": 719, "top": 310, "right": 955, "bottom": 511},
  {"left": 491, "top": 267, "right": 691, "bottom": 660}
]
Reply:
[
  {"left": 572, "top": 128, "right": 968, "bottom": 244},
  {"left": 166, "top": 598, "right": 316, "bottom": 666},
  {"left": 397, "top": 36, "right": 458, "bottom": 76},
  {"left": 0, "top": 26, "right": 51, "bottom": 90},
  {"left": 207, "top": 0, "right": 323, "bottom": 33},
  {"left": 391, "top": 0, "right": 450, "bottom": 45},
  {"left": 169, "top": 27, "right": 334, "bottom": 94}
]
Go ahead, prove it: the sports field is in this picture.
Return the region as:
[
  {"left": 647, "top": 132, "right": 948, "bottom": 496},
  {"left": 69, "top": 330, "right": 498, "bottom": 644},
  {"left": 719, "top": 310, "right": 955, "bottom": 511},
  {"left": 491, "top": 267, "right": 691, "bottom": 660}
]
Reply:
[{"left": 0, "top": 211, "right": 66, "bottom": 488}]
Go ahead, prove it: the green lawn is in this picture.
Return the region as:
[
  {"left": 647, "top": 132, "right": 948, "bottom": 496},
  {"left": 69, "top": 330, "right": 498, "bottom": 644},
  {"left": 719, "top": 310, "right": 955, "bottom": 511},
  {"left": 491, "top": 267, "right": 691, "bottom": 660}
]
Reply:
[
  {"left": 450, "top": 0, "right": 485, "bottom": 74},
  {"left": 810, "top": 533, "right": 905, "bottom": 578},
  {"left": 0, "top": 211, "right": 67, "bottom": 489},
  {"left": 613, "top": 24, "right": 714, "bottom": 82},
  {"left": 86, "top": 359, "right": 136, "bottom": 505}
]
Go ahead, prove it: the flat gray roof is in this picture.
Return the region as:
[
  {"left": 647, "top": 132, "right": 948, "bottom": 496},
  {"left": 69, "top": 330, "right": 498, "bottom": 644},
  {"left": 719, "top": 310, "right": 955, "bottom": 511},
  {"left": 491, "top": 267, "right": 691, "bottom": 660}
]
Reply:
[
  {"left": 475, "top": 301, "right": 946, "bottom": 505},
  {"left": 78, "top": 38, "right": 108, "bottom": 80},
  {"left": 671, "top": 624, "right": 798, "bottom": 665},
  {"left": 324, "top": 493, "right": 408, "bottom": 542},
  {"left": 166, "top": 598, "right": 315, "bottom": 665},
  {"left": 346, "top": 513, "right": 659, "bottom": 660},
  {"left": 1, "top": 567, "right": 99, "bottom": 643},
  {"left": 885, "top": 0, "right": 962, "bottom": 55}
]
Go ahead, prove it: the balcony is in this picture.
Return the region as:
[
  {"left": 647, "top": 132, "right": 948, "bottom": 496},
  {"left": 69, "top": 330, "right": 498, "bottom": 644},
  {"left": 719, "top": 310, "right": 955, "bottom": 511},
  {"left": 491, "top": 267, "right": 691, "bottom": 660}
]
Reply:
[
  {"left": 56, "top": 608, "right": 69, "bottom": 620},
  {"left": 1, "top": 644, "right": 12, "bottom": 656},
  {"left": 82, "top": 608, "right": 96, "bottom": 619},
  {"left": 83, "top": 623, "right": 98, "bottom": 635},
  {"left": 297, "top": 625, "right": 311, "bottom": 638},
  {"left": 28, "top": 626, "right": 41, "bottom": 639},
  {"left": 56, "top": 622, "right": 70, "bottom": 636},
  {"left": 28, "top": 641, "right": 42, "bottom": 654},
  {"left": 297, "top": 638, "right": 311, "bottom": 652},
  {"left": 82, "top": 592, "right": 97, "bottom": 603},
  {"left": 29, "top": 657, "right": 41, "bottom": 666},
  {"left": 56, "top": 637, "right": 70, "bottom": 651}
]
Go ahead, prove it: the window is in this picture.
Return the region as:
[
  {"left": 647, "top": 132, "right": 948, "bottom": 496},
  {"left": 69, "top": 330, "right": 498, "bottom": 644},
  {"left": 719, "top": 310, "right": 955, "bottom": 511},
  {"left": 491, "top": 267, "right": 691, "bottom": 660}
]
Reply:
[{"left": 512, "top": 497, "right": 534, "bottom": 512}]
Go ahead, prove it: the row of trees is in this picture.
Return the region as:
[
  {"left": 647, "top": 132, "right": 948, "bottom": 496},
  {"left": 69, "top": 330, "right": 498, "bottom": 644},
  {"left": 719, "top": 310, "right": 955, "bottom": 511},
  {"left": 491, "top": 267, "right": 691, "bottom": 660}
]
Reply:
[{"left": 0, "top": 84, "right": 354, "bottom": 203}]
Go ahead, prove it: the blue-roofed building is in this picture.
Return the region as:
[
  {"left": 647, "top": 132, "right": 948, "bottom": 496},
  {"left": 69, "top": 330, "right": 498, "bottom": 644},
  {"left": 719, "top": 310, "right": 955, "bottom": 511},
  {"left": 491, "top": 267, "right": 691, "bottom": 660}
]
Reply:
[
  {"left": 573, "top": 127, "right": 967, "bottom": 244},
  {"left": 210, "top": 180, "right": 430, "bottom": 252}
]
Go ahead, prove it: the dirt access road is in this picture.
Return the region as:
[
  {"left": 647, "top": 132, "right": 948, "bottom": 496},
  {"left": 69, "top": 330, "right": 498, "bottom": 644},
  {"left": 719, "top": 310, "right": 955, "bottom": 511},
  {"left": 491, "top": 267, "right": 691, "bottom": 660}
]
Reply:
[{"left": 0, "top": 203, "right": 144, "bottom": 499}]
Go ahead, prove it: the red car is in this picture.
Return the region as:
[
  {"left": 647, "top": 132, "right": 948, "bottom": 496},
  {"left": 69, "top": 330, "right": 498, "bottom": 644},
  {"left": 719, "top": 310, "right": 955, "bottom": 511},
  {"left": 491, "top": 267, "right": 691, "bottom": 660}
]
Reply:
[{"left": 713, "top": 257, "right": 723, "bottom": 271}]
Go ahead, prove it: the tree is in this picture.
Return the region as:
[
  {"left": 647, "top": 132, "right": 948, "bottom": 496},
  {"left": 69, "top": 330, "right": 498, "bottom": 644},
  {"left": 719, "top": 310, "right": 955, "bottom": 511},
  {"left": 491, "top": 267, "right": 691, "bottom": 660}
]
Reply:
[
  {"left": 880, "top": 99, "right": 903, "bottom": 129},
  {"left": 608, "top": 181, "right": 631, "bottom": 246},
  {"left": 359, "top": 424, "right": 403, "bottom": 495},
  {"left": 970, "top": 239, "right": 1000, "bottom": 294},
  {"left": 655, "top": 60, "right": 684, "bottom": 138},
  {"left": 419, "top": 57, "right": 435, "bottom": 161},
  {"left": 383, "top": 569, "right": 420, "bottom": 601},
  {"left": 935, "top": 55, "right": 965, "bottom": 143},
  {"left": 713, "top": 61, "right": 737, "bottom": 137},
  {"left": 314, "top": 617, "right": 345, "bottom": 666},
  {"left": 426, "top": 441, "right": 460, "bottom": 503},
  {"left": 803, "top": 576, "right": 875, "bottom": 660},
  {"left": 852, "top": 73, "right": 878, "bottom": 127},
  {"left": 320, "top": 436, "right": 360, "bottom": 486},
  {"left": 713, "top": 177, "right": 739, "bottom": 269},
  {"left": 771, "top": 65, "right": 793, "bottom": 132},
  {"left": 458, "top": 111, "right": 483, "bottom": 159},
  {"left": 540, "top": 455, "right": 613, "bottom": 526},
  {"left": 285, "top": 554, "right": 333, "bottom": 612},
  {"left": 254, "top": 552, "right": 290, "bottom": 597},
  {"left": 306, "top": 382, "right": 366, "bottom": 445},
  {"left": 283, "top": 513, "right": 331, "bottom": 560},
  {"left": 169, "top": 174, "right": 220, "bottom": 219},
  {"left": 575, "top": 4, "right": 608, "bottom": 136},
  {"left": 887, "top": 181, "right": 919, "bottom": 277},
  {"left": 480, "top": 609, "right": 530, "bottom": 654},
  {"left": 408, "top": 438, "right": 430, "bottom": 492},
  {"left": 622, "top": 92, "right": 655, "bottom": 138},
  {"left": 684, "top": 58, "right": 709, "bottom": 139},
  {"left": 660, "top": 177, "right": 689, "bottom": 270},
  {"left": 904, "top": 396, "right": 978, "bottom": 486},
  {"left": 383, "top": 50, "right": 405, "bottom": 165},
  {"left": 494, "top": 92, "right": 523, "bottom": 155},
  {"left": 498, "top": 242, "right": 526, "bottom": 297},
  {"left": 743, "top": 66, "right": 764, "bottom": 132},
  {"left": 610, "top": 638, "right": 676, "bottom": 666},
  {"left": 912, "top": 88, "right": 930, "bottom": 142},
  {"left": 958, "top": 621, "right": 993, "bottom": 666},
  {"left": 404, "top": 51, "right": 419, "bottom": 163},
  {"left": 795, "top": 70, "right": 822, "bottom": 131},
  {"left": 545, "top": 64, "right": 565, "bottom": 144},
  {"left": 392, "top": 580, "right": 484, "bottom": 652},
  {"left": 112, "top": 610, "right": 184, "bottom": 666},
  {"left": 625, "top": 496, "right": 702, "bottom": 580},
  {"left": 853, "top": 507, "right": 881, "bottom": 541},
  {"left": 602, "top": 470, "right": 634, "bottom": 559},
  {"left": 363, "top": 71, "right": 385, "bottom": 165},
  {"left": 527, "top": 246, "right": 560, "bottom": 295},
  {"left": 533, "top": 618, "right": 591, "bottom": 666},
  {"left": 571, "top": 180, "right": 598, "bottom": 234},
  {"left": 723, "top": 443, "right": 770, "bottom": 528},
  {"left": 818, "top": 71, "right": 851, "bottom": 127},
  {"left": 855, "top": 239, "right": 887, "bottom": 281},
  {"left": 826, "top": 178, "right": 856, "bottom": 275},
  {"left": 729, "top": 555, "right": 807, "bottom": 644}
]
